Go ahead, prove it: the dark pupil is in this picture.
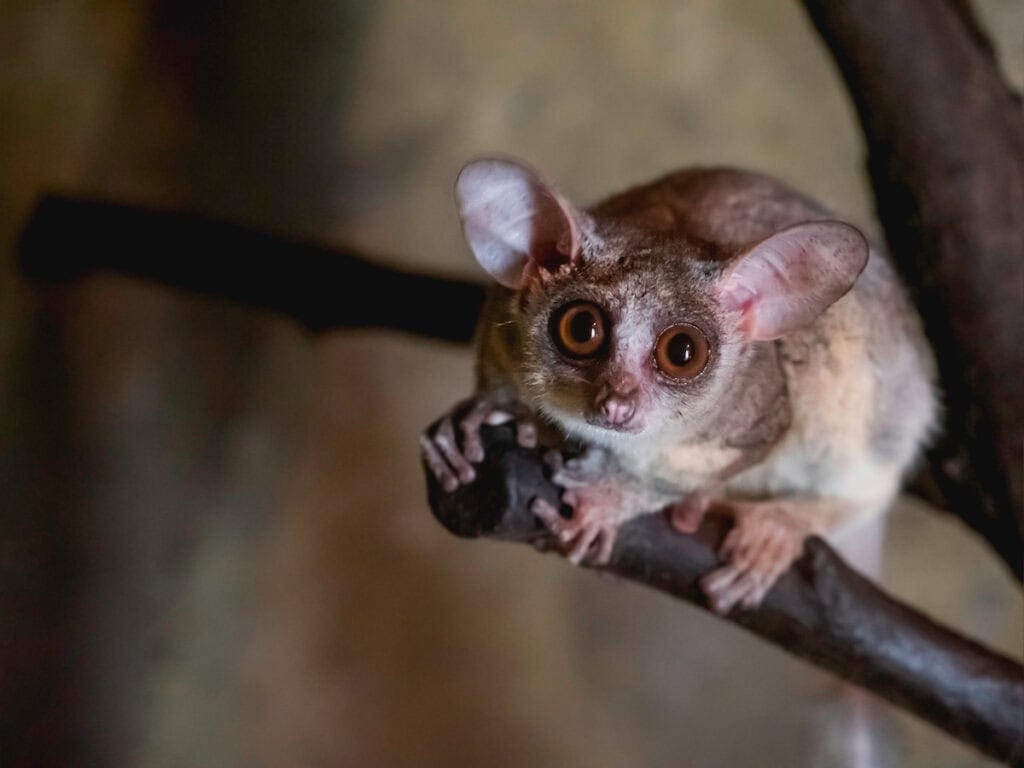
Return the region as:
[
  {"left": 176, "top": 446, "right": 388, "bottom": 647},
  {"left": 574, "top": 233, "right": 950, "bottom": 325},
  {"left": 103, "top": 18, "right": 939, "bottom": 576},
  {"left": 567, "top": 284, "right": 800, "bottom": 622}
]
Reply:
[
  {"left": 666, "top": 333, "right": 694, "bottom": 366},
  {"left": 569, "top": 311, "right": 597, "bottom": 342}
]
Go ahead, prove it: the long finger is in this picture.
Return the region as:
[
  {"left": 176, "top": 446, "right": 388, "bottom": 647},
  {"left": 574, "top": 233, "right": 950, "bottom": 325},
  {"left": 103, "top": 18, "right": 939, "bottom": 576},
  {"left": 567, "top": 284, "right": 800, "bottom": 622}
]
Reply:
[
  {"left": 419, "top": 434, "right": 459, "bottom": 493},
  {"left": 751, "top": 537, "right": 788, "bottom": 584},
  {"left": 739, "top": 543, "right": 787, "bottom": 610},
  {"left": 706, "top": 569, "right": 758, "bottom": 615},
  {"left": 595, "top": 528, "right": 616, "bottom": 564},
  {"left": 729, "top": 538, "right": 758, "bottom": 571},
  {"left": 531, "top": 498, "right": 570, "bottom": 541},
  {"left": 434, "top": 417, "right": 476, "bottom": 484},
  {"left": 718, "top": 527, "right": 742, "bottom": 561},
  {"left": 568, "top": 526, "right": 601, "bottom": 565},
  {"left": 740, "top": 581, "right": 771, "bottom": 610},
  {"left": 701, "top": 563, "right": 742, "bottom": 595},
  {"left": 460, "top": 403, "right": 504, "bottom": 462}
]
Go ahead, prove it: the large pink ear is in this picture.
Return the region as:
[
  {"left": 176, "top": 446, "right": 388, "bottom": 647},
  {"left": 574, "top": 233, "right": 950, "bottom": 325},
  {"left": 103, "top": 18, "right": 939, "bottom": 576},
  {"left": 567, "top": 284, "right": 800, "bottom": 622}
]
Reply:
[
  {"left": 714, "top": 221, "right": 869, "bottom": 340},
  {"left": 455, "top": 158, "right": 584, "bottom": 288}
]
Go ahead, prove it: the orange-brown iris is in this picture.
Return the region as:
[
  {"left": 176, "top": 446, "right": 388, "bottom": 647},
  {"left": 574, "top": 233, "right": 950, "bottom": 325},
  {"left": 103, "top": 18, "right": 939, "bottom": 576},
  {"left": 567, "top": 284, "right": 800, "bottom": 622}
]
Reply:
[
  {"left": 654, "top": 324, "right": 709, "bottom": 379},
  {"left": 551, "top": 301, "right": 607, "bottom": 359}
]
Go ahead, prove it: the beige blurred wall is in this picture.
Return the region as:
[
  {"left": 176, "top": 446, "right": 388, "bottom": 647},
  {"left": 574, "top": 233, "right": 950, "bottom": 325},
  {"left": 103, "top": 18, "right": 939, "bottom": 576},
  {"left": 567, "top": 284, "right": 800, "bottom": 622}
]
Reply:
[{"left": 1, "top": 2, "right": 1022, "bottom": 767}]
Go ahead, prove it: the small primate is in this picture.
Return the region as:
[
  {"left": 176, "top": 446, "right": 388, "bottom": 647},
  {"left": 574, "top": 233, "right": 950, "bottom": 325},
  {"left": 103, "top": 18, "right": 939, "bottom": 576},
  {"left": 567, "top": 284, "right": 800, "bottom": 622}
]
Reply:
[{"left": 422, "top": 157, "right": 936, "bottom": 613}]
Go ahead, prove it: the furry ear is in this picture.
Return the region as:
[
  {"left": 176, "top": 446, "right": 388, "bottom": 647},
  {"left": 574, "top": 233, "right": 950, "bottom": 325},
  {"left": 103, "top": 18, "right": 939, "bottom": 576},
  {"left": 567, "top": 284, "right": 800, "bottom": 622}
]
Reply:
[
  {"left": 715, "top": 221, "right": 869, "bottom": 340},
  {"left": 455, "top": 158, "right": 584, "bottom": 288}
]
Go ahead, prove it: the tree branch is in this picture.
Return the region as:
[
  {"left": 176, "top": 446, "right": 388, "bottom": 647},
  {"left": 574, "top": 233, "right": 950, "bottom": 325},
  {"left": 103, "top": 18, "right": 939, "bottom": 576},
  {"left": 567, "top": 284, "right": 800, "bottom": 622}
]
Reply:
[
  {"left": 800, "top": 0, "right": 1024, "bottom": 576},
  {"left": 425, "top": 423, "right": 1024, "bottom": 765},
  {"left": 17, "top": 195, "right": 486, "bottom": 344}
]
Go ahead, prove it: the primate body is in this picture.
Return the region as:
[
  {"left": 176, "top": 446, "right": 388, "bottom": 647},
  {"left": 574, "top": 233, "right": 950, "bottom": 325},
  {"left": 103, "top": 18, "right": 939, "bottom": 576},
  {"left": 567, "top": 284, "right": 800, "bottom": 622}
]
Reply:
[{"left": 422, "top": 157, "right": 936, "bottom": 612}]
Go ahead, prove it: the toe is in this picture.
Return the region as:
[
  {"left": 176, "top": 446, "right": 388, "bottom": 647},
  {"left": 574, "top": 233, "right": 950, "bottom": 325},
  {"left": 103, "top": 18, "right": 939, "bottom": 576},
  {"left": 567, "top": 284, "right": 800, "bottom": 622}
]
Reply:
[
  {"left": 595, "top": 527, "right": 616, "bottom": 564},
  {"left": 718, "top": 526, "right": 742, "bottom": 559},
  {"left": 740, "top": 581, "right": 771, "bottom": 610},
  {"left": 531, "top": 498, "right": 567, "bottom": 539},
  {"left": 419, "top": 433, "right": 459, "bottom": 493},
  {"left": 701, "top": 564, "right": 741, "bottom": 596},
  {"left": 712, "top": 570, "right": 759, "bottom": 614},
  {"left": 567, "top": 525, "right": 601, "bottom": 565},
  {"left": 435, "top": 417, "right": 475, "bottom": 484},
  {"left": 701, "top": 566, "right": 758, "bottom": 615},
  {"left": 460, "top": 401, "right": 503, "bottom": 462}
]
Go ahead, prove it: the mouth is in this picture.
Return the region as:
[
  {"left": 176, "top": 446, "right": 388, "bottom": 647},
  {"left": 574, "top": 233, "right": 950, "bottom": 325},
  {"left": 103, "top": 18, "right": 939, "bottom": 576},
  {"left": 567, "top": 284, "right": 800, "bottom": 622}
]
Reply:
[{"left": 585, "top": 414, "right": 645, "bottom": 434}]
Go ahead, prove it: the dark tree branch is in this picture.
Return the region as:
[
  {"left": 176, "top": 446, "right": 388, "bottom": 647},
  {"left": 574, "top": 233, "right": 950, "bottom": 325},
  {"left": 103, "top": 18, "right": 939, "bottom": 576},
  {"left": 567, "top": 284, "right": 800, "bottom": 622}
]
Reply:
[
  {"left": 800, "top": 0, "right": 1024, "bottom": 576},
  {"left": 17, "top": 195, "right": 486, "bottom": 344},
  {"left": 426, "top": 424, "right": 1024, "bottom": 765}
]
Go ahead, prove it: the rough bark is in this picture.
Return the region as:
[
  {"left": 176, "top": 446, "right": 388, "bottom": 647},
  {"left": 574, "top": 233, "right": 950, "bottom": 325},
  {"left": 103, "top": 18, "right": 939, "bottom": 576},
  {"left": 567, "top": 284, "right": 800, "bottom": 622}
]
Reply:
[{"left": 800, "top": 0, "right": 1024, "bottom": 576}]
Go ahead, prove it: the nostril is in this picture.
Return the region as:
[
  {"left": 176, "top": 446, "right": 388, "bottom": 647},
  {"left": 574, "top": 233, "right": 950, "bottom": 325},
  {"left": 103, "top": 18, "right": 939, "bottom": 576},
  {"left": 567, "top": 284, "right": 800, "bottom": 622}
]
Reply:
[{"left": 601, "top": 397, "right": 635, "bottom": 425}]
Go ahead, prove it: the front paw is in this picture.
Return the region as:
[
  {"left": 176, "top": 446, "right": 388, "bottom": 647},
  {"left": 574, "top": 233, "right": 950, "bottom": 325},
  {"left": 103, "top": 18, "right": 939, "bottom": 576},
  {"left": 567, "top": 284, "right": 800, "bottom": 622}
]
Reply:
[
  {"left": 529, "top": 448, "right": 625, "bottom": 566},
  {"left": 530, "top": 496, "right": 620, "bottom": 566},
  {"left": 420, "top": 396, "right": 537, "bottom": 493},
  {"left": 701, "top": 501, "right": 808, "bottom": 614}
]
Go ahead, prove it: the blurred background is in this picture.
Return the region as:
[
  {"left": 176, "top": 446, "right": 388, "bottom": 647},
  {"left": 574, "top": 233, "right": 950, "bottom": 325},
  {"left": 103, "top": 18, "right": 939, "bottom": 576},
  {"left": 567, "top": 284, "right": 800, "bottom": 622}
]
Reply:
[{"left": 2, "top": 2, "right": 1022, "bottom": 766}]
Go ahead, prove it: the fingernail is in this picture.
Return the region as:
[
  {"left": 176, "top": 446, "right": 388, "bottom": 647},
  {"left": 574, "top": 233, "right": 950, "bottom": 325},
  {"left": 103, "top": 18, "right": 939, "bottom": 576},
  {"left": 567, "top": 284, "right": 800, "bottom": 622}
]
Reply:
[
  {"left": 460, "top": 467, "right": 475, "bottom": 483},
  {"left": 443, "top": 477, "right": 458, "bottom": 493}
]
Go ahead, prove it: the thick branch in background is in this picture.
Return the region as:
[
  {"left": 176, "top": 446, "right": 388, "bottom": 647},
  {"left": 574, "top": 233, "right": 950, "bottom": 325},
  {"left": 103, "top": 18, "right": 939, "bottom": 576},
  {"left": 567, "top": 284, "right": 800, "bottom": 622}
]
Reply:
[
  {"left": 425, "top": 424, "right": 1024, "bottom": 765},
  {"left": 800, "top": 0, "right": 1024, "bottom": 576},
  {"left": 17, "top": 196, "right": 485, "bottom": 344}
]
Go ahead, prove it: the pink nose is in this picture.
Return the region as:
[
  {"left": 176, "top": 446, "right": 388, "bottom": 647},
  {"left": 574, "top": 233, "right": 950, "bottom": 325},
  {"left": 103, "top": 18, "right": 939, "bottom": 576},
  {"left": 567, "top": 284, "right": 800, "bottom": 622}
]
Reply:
[
  {"left": 595, "top": 374, "right": 639, "bottom": 427},
  {"left": 600, "top": 395, "right": 636, "bottom": 425}
]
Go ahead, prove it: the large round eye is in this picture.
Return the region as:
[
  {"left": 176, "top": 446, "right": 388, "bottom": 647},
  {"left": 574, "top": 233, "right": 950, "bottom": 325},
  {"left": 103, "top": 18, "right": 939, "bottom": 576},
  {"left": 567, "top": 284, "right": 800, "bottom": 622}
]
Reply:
[
  {"left": 551, "top": 301, "right": 608, "bottom": 359},
  {"left": 654, "top": 324, "right": 710, "bottom": 379}
]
